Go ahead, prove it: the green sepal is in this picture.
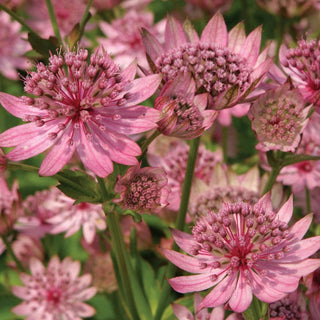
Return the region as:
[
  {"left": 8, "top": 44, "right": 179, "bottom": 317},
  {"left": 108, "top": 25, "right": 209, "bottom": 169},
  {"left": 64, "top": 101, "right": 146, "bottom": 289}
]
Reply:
[
  {"left": 28, "top": 32, "right": 60, "bottom": 58},
  {"left": 121, "top": 209, "right": 142, "bottom": 223},
  {"left": 242, "top": 295, "right": 269, "bottom": 320},
  {"left": 55, "top": 169, "right": 103, "bottom": 204}
]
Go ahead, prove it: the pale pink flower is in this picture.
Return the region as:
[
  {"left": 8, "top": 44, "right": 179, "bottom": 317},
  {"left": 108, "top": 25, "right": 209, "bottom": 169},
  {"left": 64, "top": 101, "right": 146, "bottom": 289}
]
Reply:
[
  {"left": 184, "top": 0, "right": 233, "bottom": 14},
  {"left": 268, "top": 290, "right": 309, "bottom": 320},
  {"left": 279, "top": 38, "right": 320, "bottom": 110},
  {"left": 0, "top": 176, "right": 21, "bottom": 235},
  {"left": 114, "top": 164, "right": 170, "bottom": 214},
  {"left": 172, "top": 293, "right": 240, "bottom": 320},
  {"left": 142, "top": 12, "right": 273, "bottom": 110},
  {"left": 162, "top": 193, "right": 320, "bottom": 313},
  {"left": 248, "top": 83, "right": 311, "bottom": 152},
  {"left": 24, "top": 0, "right": 87, "bottom": 39},
  {"left": 0, "top": 11, "right": 31, "bottom": 80},
  {"left": 84, "top": 252, "right": 117, "bottom": 293},
  {"left": 92, "top": 0, "right": 121, "bottom": 11},
  {"left": 12, "top": 256, "right": 97, "bottom": 319},
  {"left": 9, "top": 235, "right": 44, "bottom": 270},
  {"left": 147, "top": 138, "right": 222, "bottom": 212},
  {"left": 0, "top": 48, "right": 161, "bottom": 177},
  {"left": 155, "top": 73, "right": 217, "bottom": 139},
  {"left": 121, "top": 0, "right": 152, "bottom": 10},
  {"left": 99, "top": 10, "right": 165, "bottom": 71},
  {"left": 256, "top": 0, "right": 316, "bottom": 17}
]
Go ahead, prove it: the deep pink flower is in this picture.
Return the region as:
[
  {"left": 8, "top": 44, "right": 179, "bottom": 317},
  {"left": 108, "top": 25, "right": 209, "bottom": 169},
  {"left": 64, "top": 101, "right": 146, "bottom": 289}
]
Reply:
[
  {"left": 279, "top": 38, "right": 320, "bottom": 110},
  {"left": 0, "top": 11, "right": 31, "bottom": 80},
  {"left": 142, "top": 12, "right": 273, "bottom": 110},
  {"left": 114, "top": 165, "right": 170, "bottom": 214},
  {"left": 248, "top": 83, "right": 311, "bottom": 152},
  {"left": 98, "top": 9, "right": 165, "bottom": 71},
  {"left": 0, "top": 48, "right": 161, "bottom": 177},
  {"left": 305, "top": 267, "right": 320, "bottom": 320},
  {"left": 155, "top": 73, "right": 217, "bottom": 139},
  {"left": 92, "top": 0, "right": 121, "bottom": 11},
  {"left": 184, "top": 0, "right": 233, "bottom": 14},
  {"left": 12, "top": 256, "right": 97, "bottom": 319},
  {"left": 162, "top": 193, "right": 320, "bottom": 313}
]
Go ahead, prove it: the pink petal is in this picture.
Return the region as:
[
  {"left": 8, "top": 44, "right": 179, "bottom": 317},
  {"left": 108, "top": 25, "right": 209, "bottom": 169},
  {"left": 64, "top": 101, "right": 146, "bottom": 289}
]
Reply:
[
  {"left": 124, "top": 74, "right": 162, "bottom": 106},
  {"left": 228, "top": 269, "right": 252, "bottom": 312},
  {"left": 209, "top": 305, "right": 225, "bottom": 320},
  {"left": 183, "top": 19, "right": 199, "bottom": 43},
  {"left": 141, "top": 28, "right": 164, "bottom": 63},
  {"left": 165, "top": 15, "right": 187, "bottom": 51},
  {"left": 240, "top": 26, "right": 262, "bottom": 67},
  {"left": 72, "top": 302, "right": 96, "bottom": 317},
  {"left": 168, "top": 273, "right": 220, "bottom": 293},
  {"left": 162, "top": 249, "right": 209, "bottom": 273},
  {"left": 197, "top": 272, "right": 237, "bottom": 310},
  {"left": 228, "top": 22, "right": 246, "bottom": 54},
  {"left": 120, "top": 60, "right": 137, "bottom": 82},
  {"left": 11, "top": 286, "right": 30, "bottom": 299},
  {"left": 0, "top": 92, "right": 46, "bottom": 118},
  {"left": 29, "top": 258, "right": 45, "bottom": 275},
  {"left": 276, "top": 195, "right": 293, "bottom": 223},
  {"left": 39, "top": 124, "right": 76, "bottom": 176},
  {"left": 200, "top": 12, "right": 228, "bottom": 47},
  {"left": 253, "top": 192, "right": 273, "bottom": 214},
  {"left": 171, "top": 228, "right": 199, "bottom": 255},
  {"left": 76, "top": 124, "right": 114, "bottom": 177},
  {"left": 250, "top": 58, "right": 273, "bottom": 82},
  {"left": 172, "top": 303, "right": 193, "bottom": 319},
  {"left": 288, "top": 213, "right": 313, "bottom": 240}
]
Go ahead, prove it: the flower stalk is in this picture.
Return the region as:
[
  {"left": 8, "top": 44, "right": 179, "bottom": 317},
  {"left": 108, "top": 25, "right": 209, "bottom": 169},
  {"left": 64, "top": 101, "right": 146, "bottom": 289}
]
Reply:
[
  {"left": 45, "top": 0, "right": 63, "bottom": 45},
  {"left": 1, "top": 235, "right": 25, "bottom": 272}
]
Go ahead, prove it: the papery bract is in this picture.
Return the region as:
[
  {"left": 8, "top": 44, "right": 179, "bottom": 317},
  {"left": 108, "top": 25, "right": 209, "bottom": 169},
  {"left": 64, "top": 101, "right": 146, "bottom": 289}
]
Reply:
[
  {"left": 0, "top": 48, "right": 161, "bottom": 177},
  {"left": 163, "top": 193, "right": 320, "bottom": 313}
]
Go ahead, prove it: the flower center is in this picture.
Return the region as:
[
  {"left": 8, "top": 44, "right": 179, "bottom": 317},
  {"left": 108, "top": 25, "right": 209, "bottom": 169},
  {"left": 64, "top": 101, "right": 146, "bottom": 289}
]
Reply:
[
  {"left": 269, "top": 297, "right": 302, "bottom": 319},
  {"left": 297, "top": 160, "right": 313, "bottom": 173},
  {"left": 46, "top": 288, "right": 61, "bottom": 305},
  {"left": 156, "top": 43, "right": 251, "bottom": 98}
]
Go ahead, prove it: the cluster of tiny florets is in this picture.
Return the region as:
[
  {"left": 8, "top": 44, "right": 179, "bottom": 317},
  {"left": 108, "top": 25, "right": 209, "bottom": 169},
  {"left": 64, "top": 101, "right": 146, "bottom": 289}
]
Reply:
[
  {"left": 190, "top": 202, "right": 292, "bottom": 272},
  {"left": 269, "top": 297, "right": 302, "bottom": 319},
  {"left": 22, "top": 48, "right": 128, "bottom": 142},
  {"left": 155, "top": 43, "right": 251, "bottom": 97},
  {"left": 189, "top": 186, "right": 260, "bottom": 219}
]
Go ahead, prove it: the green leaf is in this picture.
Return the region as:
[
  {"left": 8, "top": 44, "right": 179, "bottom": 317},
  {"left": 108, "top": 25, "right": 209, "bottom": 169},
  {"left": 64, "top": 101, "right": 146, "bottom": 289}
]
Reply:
[
  {"left": 27, "top": 33, "right": 60, "bottom": 58},
  {"left": 55, "top": 169, "right": 103, "bottom": 204},
  {"left": 0, "top": 285, "right": 21, "bottom": 320}
]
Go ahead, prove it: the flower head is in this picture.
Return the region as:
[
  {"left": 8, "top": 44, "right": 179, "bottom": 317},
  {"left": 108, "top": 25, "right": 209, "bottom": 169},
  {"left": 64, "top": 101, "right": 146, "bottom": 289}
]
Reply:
[
  {"left": 0, "top": 11, "right": 31, "bottom": 80},
  {"left": 248, "top": 83, "right": 310, "bottom": 152},
  {"left": 163, "top": 194, "right": 320, "bottom": 313},
  {"left": 114, "top": 165, "right": 170, "bottom": 213},
  {"left": 184, "top": 0, "right": 233, "bottom": 14},
  {"left": 12, "top": 256, "right": 97, "bottom": 319},
  {"left": 0, "top": 48, "right": 161, "bottom": 177},
  {"left": 143, "top": 12, "right": 272, "bottom": 110},
  {"left": 279, "top": 38, "right": 320, "bottom": 110},
  {"left": 155, "top": 73, "right": 217, "bottom": 139}
]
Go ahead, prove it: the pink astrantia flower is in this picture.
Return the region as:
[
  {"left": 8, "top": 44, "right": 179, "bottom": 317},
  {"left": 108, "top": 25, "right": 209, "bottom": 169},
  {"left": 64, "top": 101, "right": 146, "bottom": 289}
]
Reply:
[
  {"left": 305, "top": 267, "right": 320, "bottom": 320},
  {"left": 184, "top": 0, "right": 233, "bottom": 14},
  {"left": 0, "top": 11, "right": 31, "bottom": 80},
  {"left": 162, "top": 193, "right": 320, "bottom": 313},
  {"left": 0, "top": 48, "right": 161, "bottom": 177},
  {"left": 142, "top": 12, "right": 273, "bottom": 110},
  {"left": 114, "top": 165, "right": 170, "bottom": 214},
  {"left": 248, "top": 83, "right": 311, "bottom": 152},
  {"left": 98, "top": 10, "right": 165, "bottom": 71},
  {"left": 12, "top": 256, "right": 97, "bottom": 319},
  {"left": 155, "top": 73, "right": 217, "bottom": 139},
  {"left": 279, "top": 38, "right": 320, "bottom": 110}
]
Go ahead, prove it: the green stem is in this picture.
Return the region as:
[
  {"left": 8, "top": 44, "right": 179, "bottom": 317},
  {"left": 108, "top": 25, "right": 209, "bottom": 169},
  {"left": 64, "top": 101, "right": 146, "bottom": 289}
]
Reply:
[
  {"left": 45, "top": 0, "right": 63, "bottom": 45},
  {"left": 154, "top": 136, "right": 200, "bottom": 320},
  {"left": 79, "top": 0, "right": 94, "bottom": 31},
  {"left": 7, "top": 162, "right": 39, "bottom": 173},
  {"left": 222, "top": 126, "right": 228, "bottom": 164},
  {"left": 105, "top": 208, "right": 139, "bottom": 320},
  {"left": 139, "top": 130, "right": 161, "bottom": 158},
  {"left": 1, "top": 235, "right": 25, "bottom": 272},
  {"left": 262, "top": 165, "right": 281, "bottom": 195},
  {"left": 0, "top": 3, "right": 39, "bottom": 36}
]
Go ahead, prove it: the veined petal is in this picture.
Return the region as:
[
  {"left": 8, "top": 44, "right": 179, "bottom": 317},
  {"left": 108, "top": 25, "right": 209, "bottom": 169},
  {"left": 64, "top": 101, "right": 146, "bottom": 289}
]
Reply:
[
  {"left": 168, "top": 273, "right": 221, "bottom": 293},
  {"left": 183, "top": 19, "right": 199, "bottom": 43},
  {"left": 141, "top": 28, "right": 164, "bottom": 63},
  {"left": 162, "top": 249, "right": 208, "bottom": 273},
  {"left": 276, "top": 195, "right": 293, "bottom": 223},
  {"left": 240, "top": 26, "right": 262, "bottom": 67},
  {"left": 0, "top": 92, "right": 45, "bottom": 118},
  {"left": 228, "top": 22, "right": 246, "bottom": 54},
  {"left": 172, "top": 303, "right": 193, "bottom": 319},
  {"left": 123, "top": 74, "right": 162, "bottom": 106},
  {"left": 200, "top": 12, "right": 228, "bottom": 47},
  {"left": 165, "top": 15, "right": 188, "bottom": 51},
  {"left": 288, "top": 213, "right": 313, "bottom": 240},
  {"left": 228, "top": 269, "right": 252, "bottom": 312},
  {"left": 120, "top": 60, "right": 137, "bottom": 81},
  {"left": 197, "top": 271, "right": 237, "bottom": 310},
  {"left": 39, "top": 124, "right": 76, "bottom": 176},
  {"left": 171, "top": 228, "right": 199, "bottom": 254},
  {"left": 72, "top": 302, "right": 96, "bottom": 317}
]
